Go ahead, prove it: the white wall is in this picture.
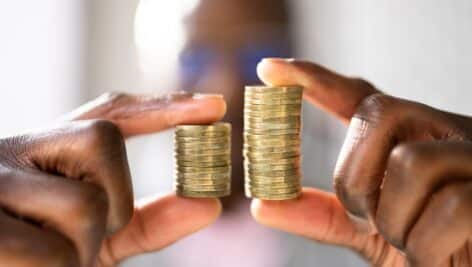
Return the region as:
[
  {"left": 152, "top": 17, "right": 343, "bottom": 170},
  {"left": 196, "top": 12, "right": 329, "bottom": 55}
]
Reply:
[
  {"left": 293, "top": 0, "right": 472, "bottom": 115},
  {"left": 0, "top": 0, "right": 85, "bottom": 137}
]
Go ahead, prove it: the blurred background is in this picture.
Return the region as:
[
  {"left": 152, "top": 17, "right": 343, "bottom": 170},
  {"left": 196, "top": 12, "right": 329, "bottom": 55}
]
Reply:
[{"left": 1, "top": 1, "right": 471, "bottom": 266}]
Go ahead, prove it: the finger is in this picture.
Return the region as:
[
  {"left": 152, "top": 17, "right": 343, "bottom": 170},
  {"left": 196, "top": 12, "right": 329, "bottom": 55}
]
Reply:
[
  {"left": 28, "top": 120, "right": 133, "bottom": 233},
  {"left": 64, "top": 92, "right": 227, "bottom": 138},
  {"left": 250, "top": 187, "right": 365, "bottom": 250},
  {"left": 99, "top": 194, "right": 221, "bottom": 265},
  {"left": 0, "top": 170, "right": 108, "bottom": 266},
  {"left": 0, "top": 210, "right": 79, "bottom": 267},
  {"left": 257, "top": 58, "right": 379, "bottom": 124},
  {"left": 333, "top": 95, "right": 455, "bottom": 232},
  {"left": 376, "top": 141, "right": 472, "bottom": 250},
  {"left": 405, "top": 181, "right": 472, "bottom": 266}
]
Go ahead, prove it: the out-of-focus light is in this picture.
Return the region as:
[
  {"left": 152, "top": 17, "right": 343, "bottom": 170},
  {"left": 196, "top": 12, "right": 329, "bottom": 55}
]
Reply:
[{"left": 134, "top": 0, "right": 199, "bottom": 78}]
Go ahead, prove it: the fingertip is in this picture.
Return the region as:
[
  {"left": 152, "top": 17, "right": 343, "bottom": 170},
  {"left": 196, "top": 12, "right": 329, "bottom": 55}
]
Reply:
[
  {"left": 174, "top": 196, "right": 222, "bottom": 227},
  {"left": 250, "top": 199, "right": 266, "bottom": 224},
  {"left": 250, "top": 199, "right": 277, "bottom": 225},
  {"left": 257, "top": 58, "right": 297, "bottom": 86},
  {"left": 192, "top": 94, "right": 227, "bottom": 120},
  {"left": 174, "top": 94, "right": 227, "bottom": 126}
]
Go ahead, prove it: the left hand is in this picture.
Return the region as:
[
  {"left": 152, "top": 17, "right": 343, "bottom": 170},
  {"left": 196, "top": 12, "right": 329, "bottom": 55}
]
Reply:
[{"left": 67, "top": 92, "right": 227, "bottom": 266}]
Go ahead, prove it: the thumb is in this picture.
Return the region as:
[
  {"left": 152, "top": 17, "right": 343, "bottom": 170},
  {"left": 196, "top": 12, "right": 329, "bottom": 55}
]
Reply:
[
  {"left": 100, "top": 194, "right": 221, "bottom": 265},
  {"left": 257, "top": 58, "right": 379, "bottom": 124},
  {"left": 251, "top": 188, "right": 368, "bottom": 250}
]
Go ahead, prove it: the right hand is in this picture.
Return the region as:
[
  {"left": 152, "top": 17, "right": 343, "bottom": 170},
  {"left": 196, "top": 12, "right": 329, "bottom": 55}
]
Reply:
[
  {"left": 0, "top": 92, "right": 226, "bottom": 267},
  {"left": 251, "top": 58, "right": 472, "bottom": 266}
]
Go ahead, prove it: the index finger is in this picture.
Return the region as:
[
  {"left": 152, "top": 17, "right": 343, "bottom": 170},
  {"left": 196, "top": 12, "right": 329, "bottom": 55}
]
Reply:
[
  {"left": 257, "top": 58, "right": 380, "bottom": 124},
  {"left": 63, "top": 92, "right": 227, "bottom": 138}
]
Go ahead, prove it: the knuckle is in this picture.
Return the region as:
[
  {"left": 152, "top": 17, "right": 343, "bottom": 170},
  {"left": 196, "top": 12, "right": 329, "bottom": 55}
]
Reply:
[
  {"left": 355, "top": 93, "right": 397, "bottom": 123},
  {"left": 87, "top": 119, "right": 123, "bottom": 141},
  {"left": 83, "top": 119, "right": 124, "bottom": 150},
  {"left": 350, "top": 77, "right": 376, "bottom": 92},
  {"left": 388, "top": 144, "right": 431, "bottom": 174}
]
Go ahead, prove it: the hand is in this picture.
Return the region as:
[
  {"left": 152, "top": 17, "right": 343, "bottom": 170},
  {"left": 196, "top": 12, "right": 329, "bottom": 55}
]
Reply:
[
  {"left": 251, "top": 58, "right": 472, "bottom": 266},
  {"left": 0, "top": 92, "right": 226, "bottom": 267}
]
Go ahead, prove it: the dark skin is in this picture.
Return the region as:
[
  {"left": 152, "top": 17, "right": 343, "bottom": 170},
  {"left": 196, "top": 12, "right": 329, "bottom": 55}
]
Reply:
[
  {"left": 0, "top": 92, "right": 226, "bottom": 267},
  {"left": 252, "top": 58, "right": 472, "bottom": 266},
  {"left": 2, "top": 62, "right": 472, "bottom": 266}
]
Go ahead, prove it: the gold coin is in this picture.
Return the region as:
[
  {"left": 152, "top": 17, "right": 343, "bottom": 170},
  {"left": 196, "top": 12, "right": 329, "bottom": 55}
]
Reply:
[
  {"left": 245, "top": 190, "right": 300, "bottom": 200},
  {"left": 176, "top": 165, "right": 231, "bottom": 173},
  {"left": 244, "top": 110, "right": 301, "bottom": 118},
  {"left": 245, "top": 99, "right": 302, "bottom": 105},
  {"left": 245, "top": 174, "right": 301, "bottom": 181},
  {"left": 175, "top": 160, "right": 230, "bottom": 168},
  {"left": 244, "top": 116, "right": 300, "bottom": 123},
  {"left": 245, "top": 185, "right": 301, "bottom": 193},
  {"left": 176, "top": 143, "right": 230, "bottom": 151},
  {"left": 245, "top": 86, "right": 303, "bottom": 94},
  {"left": 175, "top": 153, "right": 230, "bottom": 161},
  {"left": 244, "top": 163, "right": 299, "bottom": 171},
  {"left": 175, "top": 183, "right": 230, "bottom": 190},
  {"left": 243, "top": 145, "right": 300, "bottom": 154},
  {"left": 244, "top": 122, "right": 301, "bottom": 130},
  {"left": 175, "top": 153, "right": 230, "bottom": 160},
  {"left": 243, "top": 150, "right": 300, "bottom": 158},
  {"left": 176, "top": 180, "right": 229, "bottom": 186},
  {"left": 244, "top": 133, "right": 300, "bottom": 141},
  {"left": 246, "top": 182, "right": 301, "bottom": 189},
  {"left": 244, "top": 129, "right": 300, "bottom": 136},
  {"left": 245, "top": 168, "right": 300, "bottom": 176},
  {"left": 175, "top": 173, "right": 231, "bottom": 179},
  {"left": 174, "top": 133, "right": 228, "bottom": 139},
  {"left": 176, "top": 171, "right": 230, "bottom": 179},
  {"left": 176, "top": 123, "right": 231, "bottom": 132},
  {"left": 244, "top": 103, "right": 301, "bottom": 110},
  {"left": 176, "top": 188, "right": 230, "bottom": 194},
  {"left": 245, "top": 184, "right": 301, "bottom": 193},
  {"left": 177, "top": 189, "right": 230, "bottom": 198},
  {"left": 175, "top": 149, "right": 230, "bottom": 157},
  {"left": 244, "top": 91, "right": 302, "bottom": 98},
  {"left": 175, "top": 136, "right": 230, "bottom": 143},
  {"left": 244, "top": 143, "right": 300, "bottom": 150}
]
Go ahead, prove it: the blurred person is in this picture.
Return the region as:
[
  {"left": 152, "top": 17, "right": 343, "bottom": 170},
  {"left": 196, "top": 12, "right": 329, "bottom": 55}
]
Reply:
[
  {"left": 179, "top": 0, "right": 292, "bottom": 207},
  {"left": 130, "top": 1, "right": 363, "bottom": 266}
]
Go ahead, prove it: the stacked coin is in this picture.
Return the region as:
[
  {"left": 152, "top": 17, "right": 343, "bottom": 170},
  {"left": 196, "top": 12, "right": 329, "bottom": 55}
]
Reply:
[
  {"left": 244, "top": 85, "right": 303, "bottom": 200},
  {"left": 174, "top": 123, "right": 231, "bottom": 198}
]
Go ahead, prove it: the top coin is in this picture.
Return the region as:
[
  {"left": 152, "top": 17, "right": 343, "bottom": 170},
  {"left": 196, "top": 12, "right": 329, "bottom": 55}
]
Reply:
[
  {"left": 245, "top": 85, "right": 303, "bottom": 94},
  {"left": 175, "top": 123, "right": 231, "bottom": 137}
]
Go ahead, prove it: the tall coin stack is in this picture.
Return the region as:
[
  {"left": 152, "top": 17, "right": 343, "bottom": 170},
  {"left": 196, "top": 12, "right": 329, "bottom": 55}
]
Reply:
[
  {"left": 244, "top": 86, "right": 303, "bottom": 200},
  {"left": 174, "top": 123, "right": 231, "bottom": 198}
]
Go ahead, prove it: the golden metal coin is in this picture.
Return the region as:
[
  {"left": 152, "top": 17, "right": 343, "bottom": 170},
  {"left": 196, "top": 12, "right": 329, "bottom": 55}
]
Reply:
[{"left": 245, "top": 85, "right": 303, "bottom": 94}]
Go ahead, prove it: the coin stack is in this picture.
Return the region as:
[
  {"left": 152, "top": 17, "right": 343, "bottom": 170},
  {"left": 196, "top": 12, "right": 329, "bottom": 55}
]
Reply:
[
  {"left": 174, "top": 123, "right": 231, "bottom": 198},
  {"left": 244, "top": 85, "right": 303, "bottom": 200}
]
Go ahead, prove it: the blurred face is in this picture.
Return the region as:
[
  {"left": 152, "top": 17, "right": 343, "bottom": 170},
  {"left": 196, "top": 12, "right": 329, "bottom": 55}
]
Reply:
[{"left": 179, "top": 0, "right": 292, "bottom": 201}]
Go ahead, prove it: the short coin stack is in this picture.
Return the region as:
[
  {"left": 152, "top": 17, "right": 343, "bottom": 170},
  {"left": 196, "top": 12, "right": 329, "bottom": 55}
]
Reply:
[
  {"left": 174, "top": 123, "right": 231, "bottom": 198},
  {"left": 244, "top": 85, "right": 303, "bottom": 200}
]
